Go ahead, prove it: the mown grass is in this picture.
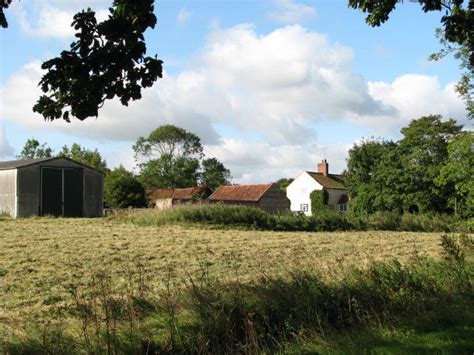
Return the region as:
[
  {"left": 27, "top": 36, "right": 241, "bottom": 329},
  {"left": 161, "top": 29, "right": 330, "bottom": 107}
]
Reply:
[
  {"left": 0, "top": 217, "right": 472, "bottom": 353},
  {"left": 118, "top": 204, "right": 472, "bottom": 233}
]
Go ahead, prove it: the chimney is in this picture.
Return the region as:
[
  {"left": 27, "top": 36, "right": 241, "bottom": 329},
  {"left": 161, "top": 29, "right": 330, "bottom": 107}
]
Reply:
[{"left": 317, "top": 159, "right": 328, "bottom": 176}]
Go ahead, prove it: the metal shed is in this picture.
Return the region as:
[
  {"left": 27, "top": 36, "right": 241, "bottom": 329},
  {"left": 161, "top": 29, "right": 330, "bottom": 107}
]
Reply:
[{"left": 0, "top": 157, "right": 104, "bottom": 218}]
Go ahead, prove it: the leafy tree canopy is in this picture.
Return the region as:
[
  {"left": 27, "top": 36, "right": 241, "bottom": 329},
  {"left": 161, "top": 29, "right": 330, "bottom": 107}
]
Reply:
[
  {"left": 59, "top": 143, "right": 108, "bottom": 173},
  {"left": 0, "top": 0, "right": 12, "bottom": 28},
  {"left": 348, "top": 0, "right": 474, "bottom": 118},
  {"left": 17, "top": 138, "right": 53, "bottom": 159},
  {"left": 104, "top": 166, "right": 146, "bottom": 208},
  {"left": 275, "top": 178, "right": 294, "bottom": 193},
  {"left": 134, "top": 125, "right": 231, "bottom": 190},
  {"left": 27, "top": 0, "right": 163, "bottom": 122},
  {"left": 201, "top": 158, "right": 231, "bottom": 191}
]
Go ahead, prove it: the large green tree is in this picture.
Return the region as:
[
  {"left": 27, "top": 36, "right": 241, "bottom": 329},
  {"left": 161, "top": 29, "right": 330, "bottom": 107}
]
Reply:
[
  {"left": 201, "top": 158, "right": 231, "bottom": 191},
  {"left": 134, "top": 125, "right": 231, "bottom": 190},
  {"left": 346, "top": 116, "right": 464, "bottom": 214},
  {"left": 104, "top": 166, "right": 147, "bottom": 208},
  {"left": 59, "top": 143, "right": 108, "bottom": 173},
  {"left": 438, "top": 131, "right": 474, "bottom": 217},
  {"left": 349, "top": 0, "right": 474, "bottom": 118},
  {"left": 17, "top": 138, "right": 53, "bottom": 159}
]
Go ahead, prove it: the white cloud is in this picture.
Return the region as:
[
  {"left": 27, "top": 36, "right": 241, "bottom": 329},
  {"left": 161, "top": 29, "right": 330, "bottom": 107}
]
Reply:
[
  {"left": 177, "top": 8, "right": 191, "bottom": 24},
  {"left": 0, "top": 122, "right": 14, "bottom": 158},
  {"left": 268, "top": 0, "right": 317, "bottom": 24},
  {"left": 0, "top": 23, "right": 468, "bottom": 182},
  {"left": 12, "top": 0, "right": 109, "bottom": 39},
  {"left": 205, "top": 138, "right": 349, "bottom": 183}
]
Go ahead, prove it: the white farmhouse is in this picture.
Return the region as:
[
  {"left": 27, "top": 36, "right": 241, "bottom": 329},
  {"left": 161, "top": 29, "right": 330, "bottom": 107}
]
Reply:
[{"left": 286, "top": 159, "right": 349, "bottom": 216}]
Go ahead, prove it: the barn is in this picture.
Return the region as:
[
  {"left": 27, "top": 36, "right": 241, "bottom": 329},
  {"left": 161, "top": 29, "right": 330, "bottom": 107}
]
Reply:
[
  {"left": 0, "top": 157, "right": 104, "bottom": 218},
  {"left": 146, "top": 185, "right": 209, "bottom": 209},
  {"left": 208, "top": 183, "right": 290, "bottom": 213}
]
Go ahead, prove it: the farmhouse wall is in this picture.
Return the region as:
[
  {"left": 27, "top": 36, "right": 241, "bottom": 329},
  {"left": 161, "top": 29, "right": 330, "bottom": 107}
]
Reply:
[
  {"left": 0, "top": 169, "right": 17, "bottom": 217},
  {"left": 154, "top": 198, "right": 173, "bottom": 210},
  {"left": 326, "top": 189, "right": 347, "bottom": 210},
  {"left": 286, "top": 172, "right": 322, "bottom": 216}
]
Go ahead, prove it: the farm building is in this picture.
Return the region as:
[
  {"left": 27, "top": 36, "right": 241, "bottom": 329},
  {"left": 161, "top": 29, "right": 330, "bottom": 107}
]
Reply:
[
  {"left": 286, "top": 159, "right": 349, "bottom": 216},
  {"left": 208, "top": 183, "right": 290, "bottom": 213},
  {"left": 146, "top": 185, "right": 209, "bottom": 209},
  {"left": 0, "top": 157, "right": 103, "bottom": 218}
]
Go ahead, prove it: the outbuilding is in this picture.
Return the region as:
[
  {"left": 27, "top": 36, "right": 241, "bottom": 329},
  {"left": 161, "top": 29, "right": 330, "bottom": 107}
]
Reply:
[
  {"left": 0, "top": 157, "right": 104, "bottom": 218},
  {"left": 208, "top": 183, "right": 290, "bottom": 213}
]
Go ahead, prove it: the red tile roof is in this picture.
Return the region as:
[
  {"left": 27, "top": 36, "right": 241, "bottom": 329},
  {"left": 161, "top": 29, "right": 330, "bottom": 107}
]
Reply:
[
  {"left": 146, "top": 186, "right": 207, "bottom": 201},
  {"left": 306, "top": 172, "right": 346, "bottom": 190},
  {"left": 208, "top": 184, "right": 273, "bottom": 202}
]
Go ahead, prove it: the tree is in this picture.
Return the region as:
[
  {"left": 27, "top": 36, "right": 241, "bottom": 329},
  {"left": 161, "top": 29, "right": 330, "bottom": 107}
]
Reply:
[
  {"left": 344, "top": 138, "right": 399, "bottom": 213},
  {"left": 17, "top": 138, "right": 53, "bottom": 159},
  {"left": 438, "top": 131, "right": 474, "bottom": 217},
  {"left": 59, "top": 143, "right": 108, "bottom": 173},
  {"left": 275, "top": 178, "right": 294, "bottom": 193},
  {"left": 104, "top": 166, "right": 147, "bottom": 208},
  {"left": 1, "top": 0, "right": 164, "bottom": 121},
  {"left": 139, "top": 154, "right": 200, "bottom": 189},
  {"left": 201, "top": 158, "right": 231, "bottom": 191},
  {"left": 397, "top": 115, "right": 462, "bottom": 212},
  {"left": 348, "top": 0, "right": 474, "bottom": 118},
  {"left": 134, "top": 125, "right": 231, "bottom": 190}
]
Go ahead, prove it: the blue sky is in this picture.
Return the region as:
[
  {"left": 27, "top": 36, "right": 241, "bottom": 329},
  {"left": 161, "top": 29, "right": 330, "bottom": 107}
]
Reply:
[{"left": 0, "top": 0, "right": 469, "bottom": 183}]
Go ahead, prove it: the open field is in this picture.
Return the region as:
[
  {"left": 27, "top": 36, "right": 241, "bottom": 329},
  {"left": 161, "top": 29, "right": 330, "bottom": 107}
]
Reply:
[
  {"left": 0, "top": 217, "right": 471, "bottom": 353},
  {"left": 1, "top": 218, "right": 444, "bottom": 314}
]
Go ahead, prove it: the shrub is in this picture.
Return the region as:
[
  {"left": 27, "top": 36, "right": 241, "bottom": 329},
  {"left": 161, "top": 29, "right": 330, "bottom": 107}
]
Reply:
[
  {"left": 104, "top": 166, "right": 147, "bottom": 209},
  {"left": 310, "top": 189, "right": 329, "bottom": 215}
]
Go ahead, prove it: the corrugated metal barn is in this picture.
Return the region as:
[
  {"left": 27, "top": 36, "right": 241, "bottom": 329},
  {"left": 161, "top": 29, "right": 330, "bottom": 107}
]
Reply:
[{"left": 0, "top": 157, "right": 104, "bottom": 218}]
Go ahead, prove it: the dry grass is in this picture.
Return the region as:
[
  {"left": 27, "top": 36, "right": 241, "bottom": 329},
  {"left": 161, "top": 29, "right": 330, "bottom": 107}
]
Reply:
[{"left": 0, "top": 217, "right": 444, "bottom": 322}]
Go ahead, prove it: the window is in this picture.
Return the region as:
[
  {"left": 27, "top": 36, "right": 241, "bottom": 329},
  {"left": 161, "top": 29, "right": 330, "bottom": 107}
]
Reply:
[
  {"left": 300, "top": 203, "right": 309, "bottom": 212},
  {"left": 339, "top": 204, "right": 347, "bottom": 212}
]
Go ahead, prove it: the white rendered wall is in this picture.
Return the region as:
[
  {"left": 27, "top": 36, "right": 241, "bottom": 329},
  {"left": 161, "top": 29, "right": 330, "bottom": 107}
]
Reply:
[
  {"left": 286, "top": 172, "right": 322, "bottom": 216},
  {"left": 0, "top": 169, "right": 17, "bottom": 217}
]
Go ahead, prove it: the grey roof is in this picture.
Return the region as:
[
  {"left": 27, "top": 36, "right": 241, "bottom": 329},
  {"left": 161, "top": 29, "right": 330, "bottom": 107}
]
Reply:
[
  {"left": 0, "top": 157, "right": 56, "bottom": 170},
  {"left": 0, "top": 157, "right": 104, "bottom": 173},
  {"left": 306, "top": 172, "right": 346, "bottom": 190}
]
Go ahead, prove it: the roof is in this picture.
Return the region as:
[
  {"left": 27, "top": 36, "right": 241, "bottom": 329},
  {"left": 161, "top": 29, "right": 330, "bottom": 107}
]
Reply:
[
  {"left": 0, "top": 157, "right": 54, "bottom": 170},
  {"left": 208, "top": 184, "right": 273, "bottom": 202},
  {"left": 146, "top": 186, "right": 207, "bottom": 200},
  {"left": 0, "top": 157, "right": 104, "bottom": 173},
  {"left": 306, "top": 172, "right": 346, "bottom": 190}
]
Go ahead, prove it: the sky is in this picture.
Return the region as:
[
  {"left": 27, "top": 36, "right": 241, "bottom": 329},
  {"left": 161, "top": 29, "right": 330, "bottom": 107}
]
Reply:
[{"left": 0, "top": 0, "right": 470, "bottom": 183}]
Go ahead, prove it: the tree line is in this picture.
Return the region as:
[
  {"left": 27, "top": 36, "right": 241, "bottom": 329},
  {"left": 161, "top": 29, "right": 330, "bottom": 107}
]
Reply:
[
  {"left": 16, "top": 125, "right": 231, "bottom": 209},
  {"left": 345, "top": 115, "right": 473, "bottom": 217}
]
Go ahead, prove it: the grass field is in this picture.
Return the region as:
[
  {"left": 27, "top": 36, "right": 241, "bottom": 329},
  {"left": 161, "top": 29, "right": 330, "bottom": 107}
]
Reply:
[{"left": 0, "top": 217, "right": 471, "bottom": 353}]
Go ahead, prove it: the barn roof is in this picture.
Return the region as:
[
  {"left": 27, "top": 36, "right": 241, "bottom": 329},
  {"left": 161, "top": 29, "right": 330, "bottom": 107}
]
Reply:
[
  {"left": 146, "top": 186, "right": 207, "bottom": 200},
  {"left": 0, "top": 157, "right": 54, "bottom": 170},
  {"left": 0, "top": 157, "right": 104, "bottom": 173},
  {"left": 306, "top": 172, "right": 346, "bottom": 190},
  {"left": 208, "top": 184, "right": 273, "bottom": 202}
]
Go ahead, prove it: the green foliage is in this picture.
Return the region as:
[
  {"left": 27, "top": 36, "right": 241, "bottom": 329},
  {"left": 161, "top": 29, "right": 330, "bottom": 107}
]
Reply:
[
  {"left": 118, "top": 205, "right": 467, "bottom": 233},
  {"left": 201, "top": 158, "right": 231, "bottom": 191},
  {"left": 275, "top": 178, "right": 294, "bottom": 193},
  {"left": 134, "top": 125, "right": 231, "bottom": 189},
  {"left": 17, "top": 138, "right": 53, "bottom": 159},
  {"left": 104, "top": 166, "right": 146, "bottom": 208},
  {"left": 32, "top": 0, "right": 163, "bottom": 121},
  {"left": 349, "top": 0, "right": 474, "bottom": 118},
  {"left": 5, "top": 250, "right": 473, "bottom": 353},
  {"left": 346, "top": 116, "right": 464, "bottom": 215},
  {"left": 310, "top": 189, "right": 329, "bottom": 214},
  {"left": 138, "top": 154, "right": 200, "bottom": 189},
  {"left": 438, "top": 131, "right": 474, "bottom": 217},
  {"left": 59, "top": 143, "right": 108, "bottom": 173}
]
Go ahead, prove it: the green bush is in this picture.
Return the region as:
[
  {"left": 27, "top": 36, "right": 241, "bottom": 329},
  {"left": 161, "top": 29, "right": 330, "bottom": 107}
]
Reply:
[{"left": 310, "top": 189, "right": 329, "bottom": 215}]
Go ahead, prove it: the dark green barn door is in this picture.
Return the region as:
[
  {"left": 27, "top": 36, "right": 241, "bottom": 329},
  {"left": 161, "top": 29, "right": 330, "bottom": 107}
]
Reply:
[
  {"left": 41, "top": 167, "right": 83, "bottom": 217},
  {"left": 41, "top": 168, "right": 62, "bottom": 216},
  {"left": 64, "top": 169, "right": 83, "bottom": 217}
]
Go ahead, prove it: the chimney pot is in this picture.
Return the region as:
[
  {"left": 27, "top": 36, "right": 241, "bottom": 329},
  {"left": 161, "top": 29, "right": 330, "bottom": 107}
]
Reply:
[{"left": 317, "top": 159, "right": 328, "bottom": 176}]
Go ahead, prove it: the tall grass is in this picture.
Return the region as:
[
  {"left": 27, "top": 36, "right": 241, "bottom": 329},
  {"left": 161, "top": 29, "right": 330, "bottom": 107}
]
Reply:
[
  {"left": 117, "top": 204, "right": 471, "bottom": 233},
  {"left": 2, "top": 234, "right": 473, "bottom": 353}
]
